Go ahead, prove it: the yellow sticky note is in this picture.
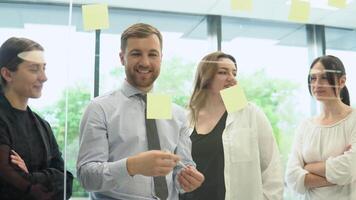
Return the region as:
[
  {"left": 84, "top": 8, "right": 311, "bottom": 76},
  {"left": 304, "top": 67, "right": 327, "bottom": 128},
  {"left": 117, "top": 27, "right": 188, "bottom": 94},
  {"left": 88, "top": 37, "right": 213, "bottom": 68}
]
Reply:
[
  {"left": 147, "top": 94, "right": 172, "bottom": 119},
  {"left": 220, "top": 85, "right": 248, "bottom": 113},
  {"left": 328, "top": 0, "right": 346, "bottom": 8},
  {"left": 82, "top": 4, "right": 109, "bottom": 31},
  {"left": 288, "top": 0, "right": 310, "bottom": 23},
  {"left": 231, "top": 0, "right": 253, "bottom": 11}
]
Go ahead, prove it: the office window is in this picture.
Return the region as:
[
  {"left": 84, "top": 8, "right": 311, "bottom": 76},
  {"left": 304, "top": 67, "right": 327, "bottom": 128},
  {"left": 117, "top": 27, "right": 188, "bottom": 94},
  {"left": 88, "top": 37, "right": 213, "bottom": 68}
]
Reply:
[
  {"left": 325, "top": 27, "right": 356, "bottom": 107},
  {"left": 0, "top": 1, "right": 90, "bottom": 197},
  {"left": 1, "top": 2, "right": 209, "bottom": 198},
  {"left": 95, "top": 9, "right": 209, "bottom": 106},
  {"left": 222, "top": 17, "right": 309, "bottom": 200}
]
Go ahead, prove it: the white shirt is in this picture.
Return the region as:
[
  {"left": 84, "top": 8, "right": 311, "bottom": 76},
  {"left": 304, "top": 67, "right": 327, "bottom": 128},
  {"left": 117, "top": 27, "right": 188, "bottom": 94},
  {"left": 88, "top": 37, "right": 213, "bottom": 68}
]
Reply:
[
  {"left": 223, "top": 103, "right": 284, "bottom": 200},
  {"left": 285, "top": 109, "right": 356, "bottom": 200},
  {"left": 76, "top": 81, "right": 195, "bottom": 200}
]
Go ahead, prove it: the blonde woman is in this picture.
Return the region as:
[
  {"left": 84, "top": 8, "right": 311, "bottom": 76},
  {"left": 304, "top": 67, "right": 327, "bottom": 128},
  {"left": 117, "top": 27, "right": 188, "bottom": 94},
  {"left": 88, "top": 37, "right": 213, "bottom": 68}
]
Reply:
[{"left": 180, "top": 51, "right": 283, "bottom": 200}]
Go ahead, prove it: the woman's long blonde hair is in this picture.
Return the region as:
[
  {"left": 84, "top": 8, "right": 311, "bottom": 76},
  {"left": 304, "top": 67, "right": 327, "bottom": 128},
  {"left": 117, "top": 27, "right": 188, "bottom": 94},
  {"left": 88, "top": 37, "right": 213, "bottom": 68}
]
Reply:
[{"left": 188, "top": 51, "right": 237, "bottom": 127}]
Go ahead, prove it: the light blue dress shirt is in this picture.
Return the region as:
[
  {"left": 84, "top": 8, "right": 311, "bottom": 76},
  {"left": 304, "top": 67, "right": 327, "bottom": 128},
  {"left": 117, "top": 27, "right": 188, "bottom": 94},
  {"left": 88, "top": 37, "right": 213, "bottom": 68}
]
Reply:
[{"left": 77, "top": 81, "right": 195, "bottom": 200}]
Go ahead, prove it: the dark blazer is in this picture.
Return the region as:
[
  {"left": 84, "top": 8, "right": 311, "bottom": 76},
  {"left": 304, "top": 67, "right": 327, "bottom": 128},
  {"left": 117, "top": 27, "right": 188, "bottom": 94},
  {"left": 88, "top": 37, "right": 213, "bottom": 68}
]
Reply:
[{"left": 0, "top": 92, "right": 73, "bottom": 200}]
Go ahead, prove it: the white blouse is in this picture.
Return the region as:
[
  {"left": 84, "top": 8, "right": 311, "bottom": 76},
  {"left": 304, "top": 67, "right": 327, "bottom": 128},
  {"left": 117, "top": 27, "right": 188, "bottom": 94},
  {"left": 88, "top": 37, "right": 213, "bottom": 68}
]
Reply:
[{"left": 285, "top": 109, "right": 356, "bottom": 200}]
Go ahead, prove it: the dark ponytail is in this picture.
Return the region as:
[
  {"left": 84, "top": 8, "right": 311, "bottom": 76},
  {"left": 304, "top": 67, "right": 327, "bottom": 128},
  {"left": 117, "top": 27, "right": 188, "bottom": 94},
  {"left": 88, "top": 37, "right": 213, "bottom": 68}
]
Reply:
[
  {"left": 340, "top": 86, "right": 350, "bottom": 106},
  {"left": 308, "top": 55, "right": 350, "bottom": 105}
]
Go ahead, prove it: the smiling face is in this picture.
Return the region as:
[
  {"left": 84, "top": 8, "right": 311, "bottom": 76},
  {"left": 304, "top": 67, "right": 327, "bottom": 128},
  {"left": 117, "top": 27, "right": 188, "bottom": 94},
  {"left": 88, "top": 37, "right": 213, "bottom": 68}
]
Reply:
[
  {"left": 1, "top": 60, "right": 47, "bottom": 99},
  {"left": 208, "top": 57, "right": 237, "bottom": 94},
  {"left": 120, "top": 34, "right": 162, "bottom": 92},
  {"left": 309, "top": 61, "right": 345, "bottom": 102}
]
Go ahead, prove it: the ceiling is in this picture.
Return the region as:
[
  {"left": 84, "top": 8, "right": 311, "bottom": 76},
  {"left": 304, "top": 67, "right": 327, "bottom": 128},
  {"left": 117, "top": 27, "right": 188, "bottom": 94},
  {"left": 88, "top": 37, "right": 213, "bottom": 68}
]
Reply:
[
  {"left": 2, "top": 0, "right": 356, "bottom": 50},
  {"left": 7, "top": 0, "right": 356, "bottom": 29}
]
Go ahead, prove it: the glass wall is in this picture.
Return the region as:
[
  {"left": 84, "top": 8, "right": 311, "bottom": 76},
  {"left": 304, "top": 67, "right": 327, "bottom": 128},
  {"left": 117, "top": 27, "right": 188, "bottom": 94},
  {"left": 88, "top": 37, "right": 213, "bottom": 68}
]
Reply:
[
  {"left": 0, "top": 2, "right": 209, "bottom": 198},
  {"left": 222, "top": 17, "right": 309, "bottom": 200},
  {"left": 325, "top": 27, "right": 356, "bottom": 107},
  {"left": 93, "top": 9, "right": 209, "bottom": 104},
  {"left": 0, "top": 2, "right": 90, "bottom": 197},
  {"left": 1, "top": 1, "right": 355, "bottom": 199}
]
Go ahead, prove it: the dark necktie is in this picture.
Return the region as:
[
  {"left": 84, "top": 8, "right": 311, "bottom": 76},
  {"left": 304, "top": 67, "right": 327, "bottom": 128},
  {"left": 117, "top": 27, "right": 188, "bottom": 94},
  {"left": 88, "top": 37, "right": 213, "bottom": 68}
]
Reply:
[{"left": 139, "top": 94, "right": 169, "bottom": 200}]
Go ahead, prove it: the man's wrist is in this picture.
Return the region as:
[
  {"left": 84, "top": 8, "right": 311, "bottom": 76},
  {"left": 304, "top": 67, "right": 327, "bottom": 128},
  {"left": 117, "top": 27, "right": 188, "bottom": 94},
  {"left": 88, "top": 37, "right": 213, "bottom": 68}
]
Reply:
[{"left": 126, "top": 156, "right": 137, "bottom": 176}]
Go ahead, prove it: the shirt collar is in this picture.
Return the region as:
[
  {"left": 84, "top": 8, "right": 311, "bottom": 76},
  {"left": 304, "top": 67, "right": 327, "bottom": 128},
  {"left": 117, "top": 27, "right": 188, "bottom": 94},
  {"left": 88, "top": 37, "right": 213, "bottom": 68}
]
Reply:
[{"left": 121, "top": 80, "right": 153, "bottom": 97}]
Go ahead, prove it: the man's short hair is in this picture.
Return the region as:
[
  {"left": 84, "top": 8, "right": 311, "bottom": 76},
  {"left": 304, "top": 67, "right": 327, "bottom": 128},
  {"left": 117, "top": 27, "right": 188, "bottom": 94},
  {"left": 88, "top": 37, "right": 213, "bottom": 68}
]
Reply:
[{"left": 120, "top": 23, "right": 162, "bottom": 51}]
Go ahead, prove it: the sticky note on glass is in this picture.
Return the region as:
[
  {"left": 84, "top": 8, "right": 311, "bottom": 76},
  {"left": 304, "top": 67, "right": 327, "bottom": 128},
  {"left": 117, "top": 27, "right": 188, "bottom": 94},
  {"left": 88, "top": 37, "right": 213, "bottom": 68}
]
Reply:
[
  {"left": 231, "top": 0, "right": 253, "bottom": 11},
  {"left": 147, "top": 94, "right": 172, "bottom": 119},
  {"left": 288, "top": 0, "right": 310, "bottom": 23},
  {"left": 328, "top": 0, "right": 346, "bottom": 8},
  {"left": 82, "top": 4, "right": 109, "bottom": 31},
  {"left": 220, "top": 85, "right": 248, "bottom": 113}
]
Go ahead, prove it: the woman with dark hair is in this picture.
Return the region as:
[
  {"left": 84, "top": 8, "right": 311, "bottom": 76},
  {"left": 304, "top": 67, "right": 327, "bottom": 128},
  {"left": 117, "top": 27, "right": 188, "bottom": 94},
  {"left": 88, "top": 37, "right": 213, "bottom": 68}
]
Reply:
[
  {"left": 286, "top": 55, "right": 356, "bottom": 199},
  {"left": 0, "top": 37, "right": 73, "bottom": 200},
  {"left": 180, "top": 51, "right": 283, "bottom": 200}
]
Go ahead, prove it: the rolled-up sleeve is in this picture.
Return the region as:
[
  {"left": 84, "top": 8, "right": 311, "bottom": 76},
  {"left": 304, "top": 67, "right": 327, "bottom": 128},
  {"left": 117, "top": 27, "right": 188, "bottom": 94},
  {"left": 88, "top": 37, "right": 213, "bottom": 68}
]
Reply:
[
  {"left": 76, "top": 101, "right": 131, "bottom": 191},
  {"left": 285, "top": 123, "right": 309, "bottom": 195},
  {"left": 325, "top": 130, "right": 356, "bottom": 185}
]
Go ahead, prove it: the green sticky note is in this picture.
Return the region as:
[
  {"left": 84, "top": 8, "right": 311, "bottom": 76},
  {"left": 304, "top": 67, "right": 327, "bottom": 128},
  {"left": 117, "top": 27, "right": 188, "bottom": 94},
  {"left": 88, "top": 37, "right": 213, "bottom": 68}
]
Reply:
[
  {"left": 231, "top": 0, "right": 253, "bottom": 11},
  {"left": 220, "top": 85, "right": 248, "bottom": 113},
  {"left": 288, "top": 0, "right": 310, "bottom": 23},
  {"left": 328, "top": 0, "right": 346, "bottom": 8},
  {"left": 147, "top": 94, "right": 172, "bottom": 119},
  {"left": 82, "top": 4, "right": 109, "bottom": 31}
]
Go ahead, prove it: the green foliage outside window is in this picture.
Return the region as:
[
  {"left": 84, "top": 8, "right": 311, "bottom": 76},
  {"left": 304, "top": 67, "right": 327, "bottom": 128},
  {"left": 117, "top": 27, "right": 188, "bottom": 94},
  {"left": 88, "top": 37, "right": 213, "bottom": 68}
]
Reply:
[
  {"left": 39, "top": 57, "right": 300, "bottom": 197},
  {"left": 41, "top": 85, "right": 91, "bottom": 197}
]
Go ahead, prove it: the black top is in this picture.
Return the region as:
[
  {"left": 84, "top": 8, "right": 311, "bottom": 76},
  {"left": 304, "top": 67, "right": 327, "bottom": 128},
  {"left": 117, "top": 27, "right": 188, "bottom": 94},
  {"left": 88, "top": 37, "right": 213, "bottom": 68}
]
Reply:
[
  {"left": 180, "top": 111, "right": 227, "bottom": 200},
  {"left": 0, "top": 92, "right": 73, "bottom": 200},
  {"left": 12, "top": 108, "right": 46, "bottom": 172}
]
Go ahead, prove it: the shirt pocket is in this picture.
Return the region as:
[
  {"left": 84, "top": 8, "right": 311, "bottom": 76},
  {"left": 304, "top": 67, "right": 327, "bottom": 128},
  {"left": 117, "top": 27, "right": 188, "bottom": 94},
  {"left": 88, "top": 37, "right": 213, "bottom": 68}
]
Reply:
[{"left": 230, "top": 128, "right": 255, "bottom": 163}]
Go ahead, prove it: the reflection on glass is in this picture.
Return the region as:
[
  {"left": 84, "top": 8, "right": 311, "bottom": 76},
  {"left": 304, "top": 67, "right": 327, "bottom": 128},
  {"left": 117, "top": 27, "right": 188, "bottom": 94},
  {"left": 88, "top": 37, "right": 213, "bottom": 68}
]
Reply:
[{"left": 222, "top": 17, "right": 309, "bottom": 200}]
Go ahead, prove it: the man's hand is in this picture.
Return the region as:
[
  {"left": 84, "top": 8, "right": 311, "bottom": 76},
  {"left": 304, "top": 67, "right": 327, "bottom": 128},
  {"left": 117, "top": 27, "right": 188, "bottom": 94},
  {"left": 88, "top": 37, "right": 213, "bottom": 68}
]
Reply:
[
  {"left": 10, "top": 150, "right": 28, "bottom": 173},
  {"left": 344, "top": 144, "right": 352, "bottom": 152},
  {"left": 178, "top": 166, "right": 204, "bottom": 192},
  {"left": 127, "top": 150, "right": 180, "bottom": 176}
]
